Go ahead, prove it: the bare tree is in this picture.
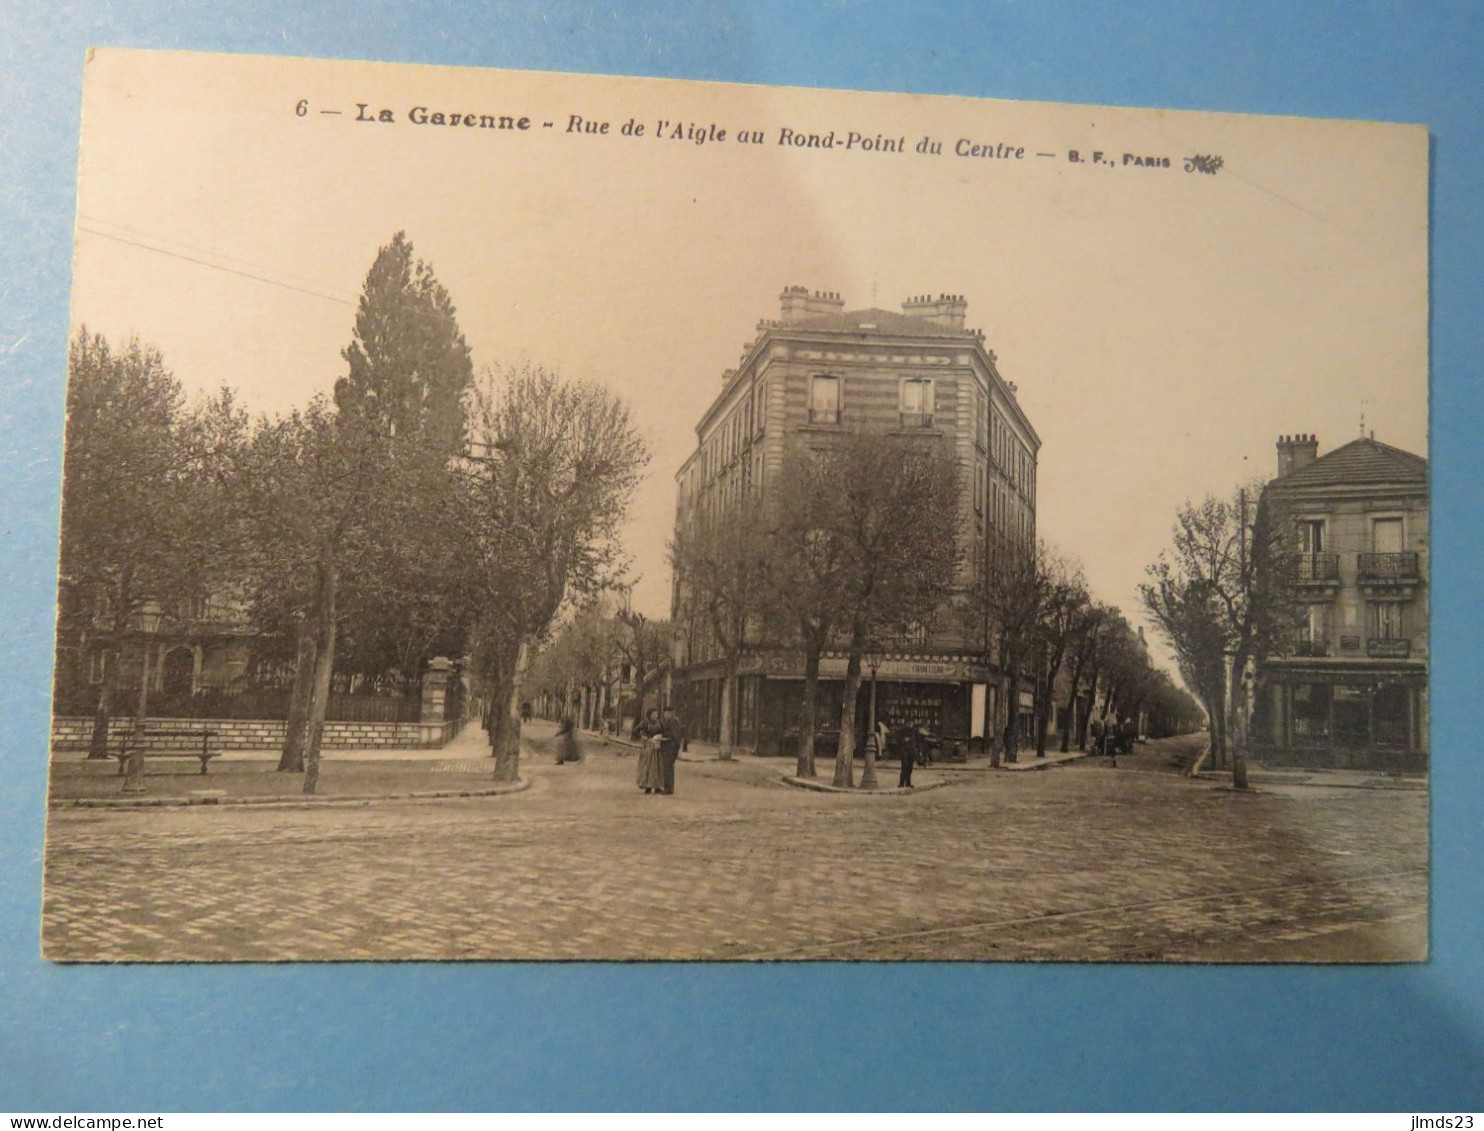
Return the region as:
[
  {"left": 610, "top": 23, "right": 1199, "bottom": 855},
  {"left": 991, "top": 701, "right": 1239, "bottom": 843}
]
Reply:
[
  {"left": 1140, "top": 484, "right": 1297, "bottom": 787},
  {"left": 669, "top": 497, "right": 772, "bottom": 760},
  {"left": 975, "top": 536, "right": 1048, "bottom": 766},
  {"left": 463, "top": 364, "right": 649, "bottom": 783},
  {"left": 761, "top": 432, "right": 960, "bottom": 782},
  {"left": 1059, "top": 601, "right": 1111, "bottom": 752},
  {"left": 1032, "top": 554, "right": 1090, "bottom": 758}
]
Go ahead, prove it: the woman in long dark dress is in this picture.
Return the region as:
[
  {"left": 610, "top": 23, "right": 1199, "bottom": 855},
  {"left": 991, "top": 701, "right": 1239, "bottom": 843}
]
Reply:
[
  {"left": 634, "top": 708, "right": 666, "bottom": 793},
  {"left": 554, "top": 714, "right": 580, "bottom": 764}
]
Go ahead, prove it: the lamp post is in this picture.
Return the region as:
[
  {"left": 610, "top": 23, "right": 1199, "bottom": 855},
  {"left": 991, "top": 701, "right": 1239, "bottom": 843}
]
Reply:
[
  {"left": 122, "top": 599, "right": 164, "bottom": 794},
  {"left": 861, "top": 637, "right": 884, "bottom": 789}
]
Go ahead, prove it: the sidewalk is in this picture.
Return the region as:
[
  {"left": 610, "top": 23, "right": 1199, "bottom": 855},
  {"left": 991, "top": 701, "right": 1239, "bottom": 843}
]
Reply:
[{"left": 576, "top": 724, "right": 1089, "bottom": 773}]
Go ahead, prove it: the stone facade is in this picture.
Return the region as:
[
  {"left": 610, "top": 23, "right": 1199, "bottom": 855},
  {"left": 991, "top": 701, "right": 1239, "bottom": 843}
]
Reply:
[
  {"left": 1254, "top": 434, "right": 1428, "bottom": 771},
  {"left": 671, "top": 287, "right": 1040, "bottom": 754}
]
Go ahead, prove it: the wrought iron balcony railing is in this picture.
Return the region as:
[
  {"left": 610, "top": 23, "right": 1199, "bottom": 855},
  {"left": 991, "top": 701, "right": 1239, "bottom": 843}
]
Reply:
[
  {"left": 1358, "top": 551, "right": 1420, "bottom": 582},
  {"left": 898, "top": 412, "right": 935, "bottom": 429},
  {"left": 1366, "top": 637, "right": 1411, "bottom": 659},
  {"left": 1294, "top": 637, "right": 1329, "bottom": 657},
  {"left": 1289, "top": 552, "right": 1340, "bottom": 582},
  {"left": 807, "top": 407, "right": 841, "bottom": 425}
]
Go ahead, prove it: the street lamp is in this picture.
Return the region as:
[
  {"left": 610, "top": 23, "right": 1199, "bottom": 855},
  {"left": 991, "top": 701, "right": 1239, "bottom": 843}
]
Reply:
[
  {"left": 861, "top": 637, "right": 885, "bottom": 789},
  {"left": 122, "top": 598, "right": 164, "bottom": 794}
]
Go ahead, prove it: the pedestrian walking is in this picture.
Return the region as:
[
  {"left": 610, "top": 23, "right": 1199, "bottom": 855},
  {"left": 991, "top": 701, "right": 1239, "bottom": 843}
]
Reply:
[
  {"left": 554, "top": 713, "right": 581, "bottom": 764},
  {"left": 658, "top": 705, "right": 685, "bottom": 795},
  {"left": 634, "top": 708, "right": 665, "bottom": 793},
  {"left": 1089, "top": 715, "right": 1105, "bottom": 757}
]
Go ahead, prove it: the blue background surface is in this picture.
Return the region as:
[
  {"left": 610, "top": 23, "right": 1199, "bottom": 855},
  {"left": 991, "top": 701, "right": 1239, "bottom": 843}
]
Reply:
[{"left": 3, "top": 1, "right": 1481, "bottom": 1112}]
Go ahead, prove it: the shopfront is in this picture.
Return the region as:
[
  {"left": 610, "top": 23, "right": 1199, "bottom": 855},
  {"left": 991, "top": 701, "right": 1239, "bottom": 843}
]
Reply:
[{"left": 1257, "top": 662, "right": 1427, "bottom": 771}]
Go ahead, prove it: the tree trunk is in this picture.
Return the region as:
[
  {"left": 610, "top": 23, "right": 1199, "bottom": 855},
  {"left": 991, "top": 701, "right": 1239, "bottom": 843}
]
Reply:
[
  {"left": 986, "top": 678, "right": 1002, "bottom": 768},
  {"left": 1002, "top": 662, "right": 1020, "bottom": 765},
  {"left": 833, "top": 629, "right": 864, "bottom": 788},
  {"left": 1079, "top": 663, "right": 1101, "bottom": 749},
  {"left": 87, "top": 644, "right": 118, "bottom": 759},
  {"left": 494, "top": 637, "right": 529, "bottom": 783},
  {"left": 1227, "top": 661, "right": 1249, "bottom": 790},
  {"left": 717, "top": 654, "right": 738, "bottom": 761},
  {"left": 1061, "top": 656, "right": 1087, "bottom": 753},
  {"left": 1034, "top": 664, "right": 1052, "bottom": 759},
  {"left": 797, "top": 644, "right": 820, "bottom": 778},
  {"left": 277, "top": 617, "right": 317, "bottom": 772},
  {"left": 302, "top": 566, "right": 338, "bottom": 796}
]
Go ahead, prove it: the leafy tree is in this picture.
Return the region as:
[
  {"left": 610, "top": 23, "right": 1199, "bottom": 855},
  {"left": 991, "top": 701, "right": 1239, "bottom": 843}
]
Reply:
[
  {"left": 463, "top": 364, "right": 649, "bottom": 782},
  {"left": 57, "top": 330, "right": 231, "bottom": 757},
  {"left": 335, "top": 231, "right": 473, "bottom": 456},
  {"left": 232, "top": 233, "right": 475, "bottom": 790}
]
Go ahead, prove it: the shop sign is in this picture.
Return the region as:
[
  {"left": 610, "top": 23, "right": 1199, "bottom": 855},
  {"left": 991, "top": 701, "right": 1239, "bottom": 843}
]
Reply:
[{"left": 820, "top": 657, "right": 966, "bottom": 680}]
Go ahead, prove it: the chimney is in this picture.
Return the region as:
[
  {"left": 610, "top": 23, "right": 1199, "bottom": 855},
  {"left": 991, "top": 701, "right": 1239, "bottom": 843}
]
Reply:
[
  {"left": 901, "top": 293, "right": 968, "bottom": 330},
  {"left": 779, "top": 286, "right": 845, "bottom": 323},
  {"left": 1276, "top": 433, "right": 1320, "bottom": 477}
]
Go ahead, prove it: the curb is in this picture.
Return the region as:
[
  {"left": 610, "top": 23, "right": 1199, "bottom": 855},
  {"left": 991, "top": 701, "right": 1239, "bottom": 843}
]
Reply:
[
  {"left": 1192, "top": 773, "right": 1425, "bottom": 792},
  {"left": 48, "top": 776, "right": 532, "bottom": 810},
  {"left": 778, "top": 774, "right": 949, "bottom": 795},
  {"left": 993, "top": 753, "right": 1091, "bottom": 772}
]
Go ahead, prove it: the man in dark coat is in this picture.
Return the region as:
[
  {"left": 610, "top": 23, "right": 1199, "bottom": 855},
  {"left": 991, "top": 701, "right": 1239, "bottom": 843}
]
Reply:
[
  {"left": 658, "top": 706, "right": 685, "bottom": 795},
  {"left": 897, "top": 725, "right": 919, "bottom": 789}
]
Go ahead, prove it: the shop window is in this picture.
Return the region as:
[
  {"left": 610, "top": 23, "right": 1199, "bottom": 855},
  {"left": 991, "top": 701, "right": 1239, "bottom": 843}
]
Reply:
[
  {"left": 1292, "top": 682, "right": 1331, "bottom": 739},
  {"left": 1374, "top": 683, "right": 1410, "bottom": 748}
]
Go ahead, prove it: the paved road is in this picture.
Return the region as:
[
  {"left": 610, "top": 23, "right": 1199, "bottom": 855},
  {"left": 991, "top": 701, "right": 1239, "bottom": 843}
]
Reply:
[{"left": 41, "top": 733, "right": 1427, "bottom": 962}]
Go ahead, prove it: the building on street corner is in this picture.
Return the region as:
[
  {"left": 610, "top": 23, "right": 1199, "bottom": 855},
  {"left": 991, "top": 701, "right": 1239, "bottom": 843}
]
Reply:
[
  {"left": 1254, "top": 432, "right": 1428, "bottom": 770},
  {"left": 671, "top": 286, "right": 1040, "bottom": 755}
]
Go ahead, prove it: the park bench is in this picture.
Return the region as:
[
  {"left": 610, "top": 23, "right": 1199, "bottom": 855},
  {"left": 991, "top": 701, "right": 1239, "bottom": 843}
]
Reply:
[{"left": 112, "top": 727, "right": 221, "bottom": 776}]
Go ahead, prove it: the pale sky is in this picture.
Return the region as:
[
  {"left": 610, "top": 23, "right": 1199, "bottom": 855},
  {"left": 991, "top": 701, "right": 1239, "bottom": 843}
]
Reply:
[{"left": 69, "top": 50, "right": 1428, "bottom": 663}]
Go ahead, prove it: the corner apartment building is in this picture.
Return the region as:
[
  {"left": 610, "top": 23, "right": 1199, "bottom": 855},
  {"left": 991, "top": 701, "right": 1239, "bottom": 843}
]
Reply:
[
  {"left": 1254, "top": 432, "right": 1428, "bottom": 770},
  {"left": 671, "top": 286, "right": 1040, "bottom": 755}
]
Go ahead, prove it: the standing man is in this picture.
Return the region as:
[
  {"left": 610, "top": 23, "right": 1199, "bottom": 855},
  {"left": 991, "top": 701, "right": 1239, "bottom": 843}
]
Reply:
[
  {"left": 658, "top": 705, "right": 685, "bottom": 795},
  {"left": 897, "top": 725, "right": 919, "bottom": 789}
]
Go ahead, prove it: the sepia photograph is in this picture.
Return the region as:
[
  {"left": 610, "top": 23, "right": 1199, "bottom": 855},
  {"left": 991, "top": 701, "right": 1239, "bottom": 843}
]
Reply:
[{"left": 43, "top": 47, "right": 1429, "bottom": 963}]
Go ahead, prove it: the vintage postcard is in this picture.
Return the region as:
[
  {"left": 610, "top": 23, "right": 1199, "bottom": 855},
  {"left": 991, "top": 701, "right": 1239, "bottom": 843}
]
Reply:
[{"left": 44, "top": 48, "right": 1427, "bottom": 962}]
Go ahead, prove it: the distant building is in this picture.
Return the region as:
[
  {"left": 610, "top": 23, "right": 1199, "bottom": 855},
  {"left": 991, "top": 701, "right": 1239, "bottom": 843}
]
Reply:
[
  {"left": 1253, "top": 433, "right": 1428, "bottom": 770},
  {"left": 671, "top": 286, "right": 1040, "bottom": 754}
]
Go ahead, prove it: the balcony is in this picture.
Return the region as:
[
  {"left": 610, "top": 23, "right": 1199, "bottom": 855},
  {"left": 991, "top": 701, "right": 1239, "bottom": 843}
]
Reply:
[
  {"left": 1358, "top": 552, "right": 1419, "bottom": 582},
  {"left": 1289, "top": 552, "right": 1340, "bottom": 585},
  {"left": 1366, "top": 638, "right": 1411, "bottom": 659},
  {"left": 898, "top": 412, "right": 935, "bottom": 429},
  {"left": 807, "top": 407, "right": 841, "bottom": 425},
  {"left": 1294, "top": 637, "right": 1329, "bottom": 657}
]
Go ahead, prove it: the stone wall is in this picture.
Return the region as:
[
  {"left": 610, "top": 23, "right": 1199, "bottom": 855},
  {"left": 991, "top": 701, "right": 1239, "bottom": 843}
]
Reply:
[{"left": 51, "top": 716, "right": 462, "bottom": 752}]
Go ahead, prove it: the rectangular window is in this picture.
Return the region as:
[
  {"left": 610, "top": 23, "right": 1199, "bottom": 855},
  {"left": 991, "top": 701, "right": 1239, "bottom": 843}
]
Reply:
[
  {"left": 900, "top": 378, "right": 934, "bottom": 428},
  {"left": 1372, "top": 602, "right": 1405, "bottom": 639},
  {"left": 974, "top": 458, "right": 985, "bottom": 514},
  {"left": 808, "top": 375, "right": 840, "bottom": 424},
  {"left": 1372, "top": 517, "right": 1403, "bottom": 553},
  {"left": 1298, "top": 519, "right": 1325, "bottom": 554}
]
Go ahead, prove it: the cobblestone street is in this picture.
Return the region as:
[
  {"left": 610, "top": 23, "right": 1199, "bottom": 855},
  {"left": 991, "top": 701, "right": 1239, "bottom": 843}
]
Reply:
[{"left": 41, "top": 735, "right": 1428, "bottom": 963}]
